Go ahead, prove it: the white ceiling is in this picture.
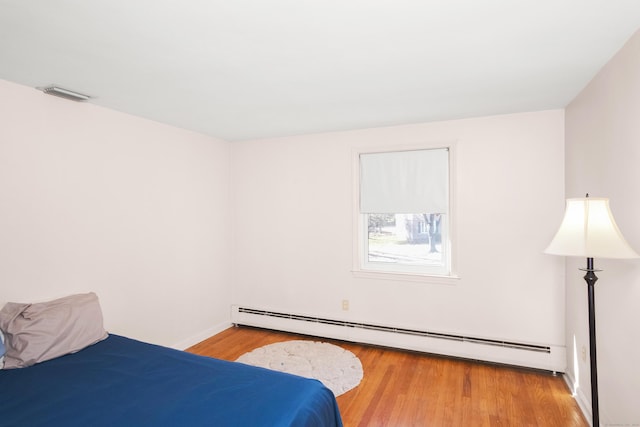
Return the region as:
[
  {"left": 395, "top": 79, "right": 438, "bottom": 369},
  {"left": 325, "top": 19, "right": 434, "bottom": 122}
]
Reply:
[{"left": 1, "top": 1, "right": 639, "bottom": 141}]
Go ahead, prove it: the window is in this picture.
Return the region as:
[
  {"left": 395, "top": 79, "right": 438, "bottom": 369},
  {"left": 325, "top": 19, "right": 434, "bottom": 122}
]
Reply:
[{"left": 356, "top": 147, "right": 452, "bottom": 277}]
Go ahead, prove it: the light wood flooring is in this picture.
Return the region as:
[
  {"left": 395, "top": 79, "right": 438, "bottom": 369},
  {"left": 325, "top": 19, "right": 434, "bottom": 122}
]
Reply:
[{"left": 187, "top": 326, "right": 587, "bottom": 427}]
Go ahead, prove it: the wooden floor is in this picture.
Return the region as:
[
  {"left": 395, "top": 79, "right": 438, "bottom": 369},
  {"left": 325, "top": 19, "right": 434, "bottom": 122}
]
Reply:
[{"left": 187, "top": 326, "right": 587, "bottom": 427}]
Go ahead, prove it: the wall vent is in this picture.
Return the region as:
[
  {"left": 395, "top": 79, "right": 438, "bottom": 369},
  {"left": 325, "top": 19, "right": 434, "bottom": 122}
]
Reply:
[
  {"left": 236, "top": 307, "right": 550, "bottom": 354},
  {"left": 38, "top": 85, "right": 91, "bottom": 102}
]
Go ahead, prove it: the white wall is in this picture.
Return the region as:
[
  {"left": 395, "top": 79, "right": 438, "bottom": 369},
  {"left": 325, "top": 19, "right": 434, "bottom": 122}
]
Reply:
[
  {"left": 565, "top": 30, "right": 640, "bottom": 425},
  {"left": 0, "top": 79, "right": 232, "bottom": 349},
  {"left": 0, "top": 77, "right": 569, "bottom": 373},
  {"left": 232, "top": 110, "right": 566, "bottom": 357}
]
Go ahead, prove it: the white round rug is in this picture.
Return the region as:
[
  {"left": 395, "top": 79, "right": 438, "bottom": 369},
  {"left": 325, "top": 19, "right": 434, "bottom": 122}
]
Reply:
[{"left": 236, "top": 340, "right": 363, "bottom": 397}]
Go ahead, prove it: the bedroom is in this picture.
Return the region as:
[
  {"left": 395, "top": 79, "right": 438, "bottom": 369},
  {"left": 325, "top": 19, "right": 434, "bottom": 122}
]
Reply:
[{"left": 1, "top": 1, "right": 639, "bottom": 425}]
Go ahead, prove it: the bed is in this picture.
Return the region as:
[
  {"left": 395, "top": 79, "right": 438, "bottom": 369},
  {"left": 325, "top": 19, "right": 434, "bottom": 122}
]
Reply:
[{"left": 0, "top": 294, "right": 343, "bottom": 427}]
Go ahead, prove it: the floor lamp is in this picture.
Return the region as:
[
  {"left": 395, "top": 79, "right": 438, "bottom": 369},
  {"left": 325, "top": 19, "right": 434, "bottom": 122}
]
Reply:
[{"left": 545, "top": 195, "right": 638, "bottom": 427}]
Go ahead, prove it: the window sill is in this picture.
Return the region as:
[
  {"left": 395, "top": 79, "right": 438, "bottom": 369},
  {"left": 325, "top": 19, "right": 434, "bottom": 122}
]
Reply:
[{"left": 351, "top": 269, "right": 461, "bottom": 285}]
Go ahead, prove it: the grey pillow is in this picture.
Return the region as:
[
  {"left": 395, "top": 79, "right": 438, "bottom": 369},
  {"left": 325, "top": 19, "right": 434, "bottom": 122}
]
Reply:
[
  {"left": 0, "top": 292, "right": 108, "bottom": 369},
  {"left": 0, "top": 329, "right": 5, "bottom": 369}
]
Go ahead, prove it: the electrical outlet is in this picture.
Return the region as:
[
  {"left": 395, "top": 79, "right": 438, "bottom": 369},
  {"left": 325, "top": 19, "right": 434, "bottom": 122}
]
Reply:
[
  {"left": 342, "top": 300, "right": 349, "bottom": 311},
  {"left": 581, "top": 345, "right": 587, "bottom": 362}
]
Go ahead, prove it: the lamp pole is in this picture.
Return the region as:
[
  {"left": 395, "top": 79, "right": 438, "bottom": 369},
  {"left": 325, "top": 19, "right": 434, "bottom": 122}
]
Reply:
[{"left": 583, "top": 257, "right": 599, "bottom": 426}]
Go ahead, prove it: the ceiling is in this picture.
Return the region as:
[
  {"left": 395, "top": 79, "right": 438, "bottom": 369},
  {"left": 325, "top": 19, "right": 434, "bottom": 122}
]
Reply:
[{"left": 1, "top": 1, "right": 639, "bottom": 141}]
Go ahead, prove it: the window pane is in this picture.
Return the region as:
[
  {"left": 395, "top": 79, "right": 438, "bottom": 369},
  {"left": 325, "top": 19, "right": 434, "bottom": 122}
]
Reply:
[{"left": 366, "top": 213, "right": 446, "bottom": 270}]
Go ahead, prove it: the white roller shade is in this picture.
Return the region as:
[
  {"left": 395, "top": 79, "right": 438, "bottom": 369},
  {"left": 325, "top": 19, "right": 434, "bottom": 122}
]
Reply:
[{"left": 360, "top": 148, "right": 449, "bottom": 214}]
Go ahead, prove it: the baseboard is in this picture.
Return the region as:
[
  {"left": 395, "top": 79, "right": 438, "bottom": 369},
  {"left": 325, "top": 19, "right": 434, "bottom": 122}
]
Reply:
[
  {"left": 231, "top": 305, "right": 566, "bottom": 372},
  {"left": 563, "top": 371, "right": 592, "bottom": 426},
  {"left": 170, "top": 320, "right": 233, "bottom": 350}
]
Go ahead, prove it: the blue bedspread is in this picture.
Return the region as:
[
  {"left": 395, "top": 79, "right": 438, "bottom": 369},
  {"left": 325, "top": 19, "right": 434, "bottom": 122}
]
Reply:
[{"left": 0, "top": 334, "right": 343, "bottom": 427}]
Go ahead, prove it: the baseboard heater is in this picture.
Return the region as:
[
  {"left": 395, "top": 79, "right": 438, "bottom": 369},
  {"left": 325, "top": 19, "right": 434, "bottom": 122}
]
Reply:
[{"left": 231, "top": 305, "right": 566, "bottom": 373}]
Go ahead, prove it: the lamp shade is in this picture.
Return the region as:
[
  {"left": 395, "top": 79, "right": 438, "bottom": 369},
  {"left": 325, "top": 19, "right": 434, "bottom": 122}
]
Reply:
[{"left": 545, "top": 197, "right": 639, "bottom": 259}]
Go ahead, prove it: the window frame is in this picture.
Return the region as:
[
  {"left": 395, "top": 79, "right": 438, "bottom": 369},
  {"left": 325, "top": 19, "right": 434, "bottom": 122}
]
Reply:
[{"left": 351, "top": 142, "right": 459, "bottom": 283}]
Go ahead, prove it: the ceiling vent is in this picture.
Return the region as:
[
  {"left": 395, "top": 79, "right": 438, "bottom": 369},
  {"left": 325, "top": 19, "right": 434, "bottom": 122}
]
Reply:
[{"left": 38, "top": 85, "right": 91, "bottom": 102}]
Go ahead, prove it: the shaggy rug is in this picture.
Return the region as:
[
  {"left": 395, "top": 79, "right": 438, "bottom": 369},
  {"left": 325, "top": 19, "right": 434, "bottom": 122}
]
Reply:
[{"left": 236, "top": 340, "right": 363, "bottom": 397}]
